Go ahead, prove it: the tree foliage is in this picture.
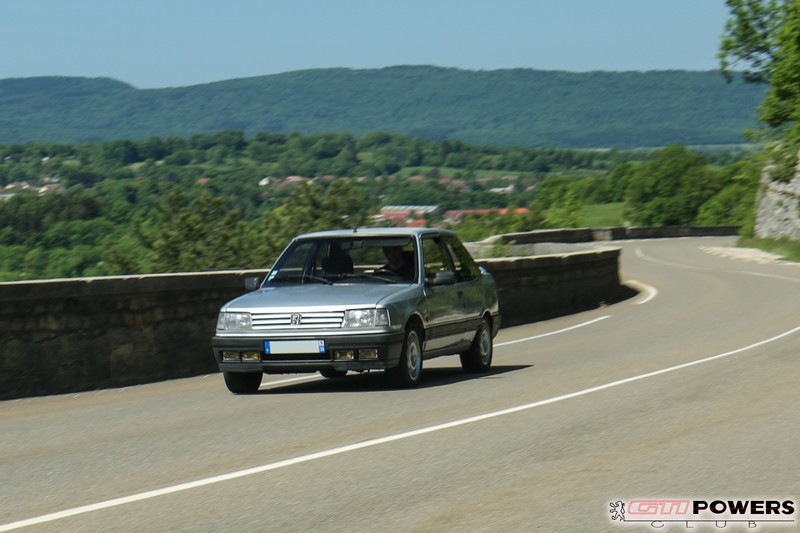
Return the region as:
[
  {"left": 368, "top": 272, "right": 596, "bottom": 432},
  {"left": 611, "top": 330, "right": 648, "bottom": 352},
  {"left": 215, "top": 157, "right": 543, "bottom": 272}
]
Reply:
[
  {"left": 254, "top": 180, "right": 376, "bottom": 265},
  {"left": 719, "top": 0, "right": 800, "bottom": 190},
  {"left": 0, "top": 132, "right": 760, "bottom": 280},
  {"left": 624, "top": 145, "right": 724, "bottom": 226},
  {"left": 719, "top": 0, "right": 784, "bottom": 84},
  {"left": 139, "top": 192, "right": 254, "bottom": 272},
  {"left": 720, "top": 0, "right": 800, "bottom": 133},
  {"left": 762, "top": 1, "right": 800, "bottom": 129}
]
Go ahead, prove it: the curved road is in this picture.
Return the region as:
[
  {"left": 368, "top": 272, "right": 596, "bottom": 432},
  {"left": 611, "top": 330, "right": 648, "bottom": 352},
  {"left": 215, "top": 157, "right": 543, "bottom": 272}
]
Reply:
[{"left": 2, "top": 237, "right": 799, "bottom": 532}]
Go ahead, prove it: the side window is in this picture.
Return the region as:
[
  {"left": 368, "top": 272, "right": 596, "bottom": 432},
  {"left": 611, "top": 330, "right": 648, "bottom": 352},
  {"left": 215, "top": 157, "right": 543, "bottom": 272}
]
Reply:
[
  {"left": 421, "top": 238, "right": 454, "bottom": 281},
  {"left": 446, "top": 237, "right": 481, "bottom": 282}
]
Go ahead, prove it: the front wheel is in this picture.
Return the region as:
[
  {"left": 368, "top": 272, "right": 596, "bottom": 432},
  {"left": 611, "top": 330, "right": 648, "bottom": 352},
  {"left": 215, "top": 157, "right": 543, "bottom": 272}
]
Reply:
[
  {"left": 223, "top": 371, "right": 262, "bottom": 394},
  {"left": 460, "top": 318, "right": 493, "bottom": 373},
  {"left": 387, "top": 327, "right": 423, "bottom": 387}
]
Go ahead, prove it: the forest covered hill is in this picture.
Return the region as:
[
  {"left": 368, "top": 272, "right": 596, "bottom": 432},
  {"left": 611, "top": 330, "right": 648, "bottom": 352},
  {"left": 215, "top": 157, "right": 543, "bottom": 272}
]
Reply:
[{"left": 0, "top": 66, "right": 765, "bottom": 148}]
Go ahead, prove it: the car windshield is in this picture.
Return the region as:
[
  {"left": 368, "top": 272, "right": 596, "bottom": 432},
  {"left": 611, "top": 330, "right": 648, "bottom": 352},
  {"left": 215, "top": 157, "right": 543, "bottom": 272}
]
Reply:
[{"left": 264, "top": 236, "right": 418, "bottom": 285}]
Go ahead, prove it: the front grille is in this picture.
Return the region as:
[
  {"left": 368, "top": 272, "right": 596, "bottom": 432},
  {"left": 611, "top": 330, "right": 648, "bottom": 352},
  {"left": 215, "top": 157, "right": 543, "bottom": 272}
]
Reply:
[{"left": 251, "top": 311, "right": 345, "bottom": 330}]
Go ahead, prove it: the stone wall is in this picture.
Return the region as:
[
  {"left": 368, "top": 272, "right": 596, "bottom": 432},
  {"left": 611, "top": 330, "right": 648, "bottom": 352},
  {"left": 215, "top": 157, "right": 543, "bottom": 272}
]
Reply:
[
  {"left": 478, "top": 247, "right": 622, "bottom": 327},
  {"left": 0, "top": 249, "right": 623, "bottom": 400},
  {"left": 493, "top": 225, "right": 740, "bottom": 245},
  {"left": 756, "top": 162, "right": 800, "bottom": 241},
  {"left": 0, "top": 271, "right": 267, "bottom": 400},
  {"left": 465, "top": 225, "right": 740, "bottom": 259}
]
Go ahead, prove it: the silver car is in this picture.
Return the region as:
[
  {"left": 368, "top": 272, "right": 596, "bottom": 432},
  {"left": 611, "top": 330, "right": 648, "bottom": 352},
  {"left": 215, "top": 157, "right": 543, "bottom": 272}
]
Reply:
[{"left": 212, "top": 227, "right": 500, "bottom": 393}]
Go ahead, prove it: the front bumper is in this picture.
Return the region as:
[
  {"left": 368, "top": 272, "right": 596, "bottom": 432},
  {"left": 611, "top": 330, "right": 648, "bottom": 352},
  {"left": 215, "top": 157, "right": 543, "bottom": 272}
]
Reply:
[{"left": 212, "top": 330, "right": 406, "bottom": 374}]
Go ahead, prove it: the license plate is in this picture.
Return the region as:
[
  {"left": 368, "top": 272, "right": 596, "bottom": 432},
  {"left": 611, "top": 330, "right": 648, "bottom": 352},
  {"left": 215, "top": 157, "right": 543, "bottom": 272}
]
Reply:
[{"left": 264, "top": 340, "right": 326, "bottom": 355}]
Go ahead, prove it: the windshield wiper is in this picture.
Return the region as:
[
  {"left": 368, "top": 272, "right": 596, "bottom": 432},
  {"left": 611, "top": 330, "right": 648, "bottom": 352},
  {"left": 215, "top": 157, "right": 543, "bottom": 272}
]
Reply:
[
  {"left": 338, "top": 273, "right": 396, "bottom": 283},
  {"left": 268, "top": 274, "right": 333, "bottom": 285}
]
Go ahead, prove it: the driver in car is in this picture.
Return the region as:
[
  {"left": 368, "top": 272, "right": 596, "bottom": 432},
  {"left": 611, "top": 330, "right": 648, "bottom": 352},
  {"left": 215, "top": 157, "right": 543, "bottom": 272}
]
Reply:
[{"left": 381, "top": 246, "right": 416, "bottom": 281}]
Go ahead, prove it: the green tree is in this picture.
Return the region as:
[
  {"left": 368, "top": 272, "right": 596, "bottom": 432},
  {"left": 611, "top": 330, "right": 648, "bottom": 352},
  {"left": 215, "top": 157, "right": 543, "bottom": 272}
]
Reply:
[
  {"left": 624, "top": 145, "right": 713, "bottom": 226},
  {"left": 138, "top": 191, "right": 255, "bottom": 272},
  {"left": 695, "top": 160, "right": 761, "bottom": 233},
  {"left": 529, "top": 175, "right": 575, "bottom": 212},
  {"left": 543, "top": 191, "right": 585, "bottom": 228},
  {"left": 719, "top": 0, "right": 784, "bottom": 84},
  {"left": 97, "top": 140, "right": 140, "bottom": 165},
  {"left": 762, "top": 1, "right": 800, "bottom": 130},
  {"left": 254, "top": 180, "right": 376, "bottom": 265},
  {"left": 719, "top": 0, "right": 800, "bottom": 131},
  {"left": 719, "top": 0, "right": 800, "bottom": 201},
  {"left": 454, "top": 210, "right": 546, "bottom": 241}
]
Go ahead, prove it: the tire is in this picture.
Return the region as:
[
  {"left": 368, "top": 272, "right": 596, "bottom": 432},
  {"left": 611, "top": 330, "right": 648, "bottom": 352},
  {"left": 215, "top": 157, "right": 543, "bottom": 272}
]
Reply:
[
  {"left": 460, "top": 318, "right": 493, "bottom": 373},
  {"left": 223, "top": 371, "right": 263, "bottom": 394},
  {"left": 387, "top": 327, "right": 423, "bottom": 387},
  {"left": 320, "top": 369, "right": 348, "bottom": 378}
]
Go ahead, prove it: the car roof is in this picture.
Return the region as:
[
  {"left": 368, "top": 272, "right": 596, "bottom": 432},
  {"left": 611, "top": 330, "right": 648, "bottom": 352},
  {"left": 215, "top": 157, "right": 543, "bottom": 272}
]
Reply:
[{"left": 296, "top": 227, "right": 454, "bottom": 240}]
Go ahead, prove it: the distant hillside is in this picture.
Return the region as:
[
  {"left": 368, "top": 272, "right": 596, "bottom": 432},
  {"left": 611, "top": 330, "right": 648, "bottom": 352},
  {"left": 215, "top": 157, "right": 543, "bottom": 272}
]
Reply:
[{"left": 0, "top": 66, "right": 766, "bottom": 148}]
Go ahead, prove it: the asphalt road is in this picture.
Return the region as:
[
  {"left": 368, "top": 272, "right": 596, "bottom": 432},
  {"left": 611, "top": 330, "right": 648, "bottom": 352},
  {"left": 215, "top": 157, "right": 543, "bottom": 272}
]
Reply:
[{"left": 2, "top": 236, "right": 799, "bottom": 532}]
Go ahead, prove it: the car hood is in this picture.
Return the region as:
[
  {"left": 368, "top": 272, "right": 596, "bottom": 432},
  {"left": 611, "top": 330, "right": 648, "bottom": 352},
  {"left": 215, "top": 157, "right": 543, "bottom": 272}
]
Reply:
[{"left": 222, "top": 283, "right": 414, "bottom": 312}]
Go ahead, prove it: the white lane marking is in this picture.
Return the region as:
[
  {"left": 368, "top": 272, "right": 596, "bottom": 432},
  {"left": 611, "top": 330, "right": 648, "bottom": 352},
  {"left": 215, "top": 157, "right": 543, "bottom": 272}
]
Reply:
[
  {"left": 636, "top": 243, "right": 800, "bottom": 283},
  {"left": 700, "top": 246, "right": 783, "bottom": 264},
  {"left": 259, "top": 375, "right": 320, "bottom": 389},
  {"left": 259, "top": 317, "right": 613, "bottom": 387},
  {"left": 635, "top": 245, "right": 713, "bottom": 272},
  {"left": 637, "top": 245, "right": 800, "bottom": 284},
  {"left": 495, "top": 316, "right": 610, "bottom": 347},
  {"left": 735, "top": 270, "right": 800, "bottom": 284},
  {"left": 6, "top": 323, "right": 799, "bottom": 532},
  {"left": 624, "top": 279, "right": 658, "bottom": 305}
]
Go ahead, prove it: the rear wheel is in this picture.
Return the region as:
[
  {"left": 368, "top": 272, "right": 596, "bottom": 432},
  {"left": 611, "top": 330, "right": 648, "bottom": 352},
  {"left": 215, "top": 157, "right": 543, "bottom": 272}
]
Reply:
[
  {"left": 387, "top": 327, "right": 423, "bottom": 387},
  {"left": 460, "top": 318, "right": 493, "bottom": 373},
  {"left": 223, "top": 371, "right": 263, "bottom": 394}
]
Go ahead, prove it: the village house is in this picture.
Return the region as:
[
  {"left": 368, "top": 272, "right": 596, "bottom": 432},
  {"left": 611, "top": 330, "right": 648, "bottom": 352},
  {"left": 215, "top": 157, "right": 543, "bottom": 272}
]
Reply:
[
  {"left": 376, "top": 205, "right": 440, "bottom": 227},
  {"left": 443, "top": 207, "right": 529, "bottom": 224}
]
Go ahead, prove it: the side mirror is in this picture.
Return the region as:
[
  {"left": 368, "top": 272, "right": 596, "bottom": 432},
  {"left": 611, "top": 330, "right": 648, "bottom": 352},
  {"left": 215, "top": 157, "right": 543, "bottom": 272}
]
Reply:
[
  {"left": 244, "top": 276, "right": 262, "bottom": 290},
  {"left": 428, "top": 271, "right": 456, "bottom": 286}
]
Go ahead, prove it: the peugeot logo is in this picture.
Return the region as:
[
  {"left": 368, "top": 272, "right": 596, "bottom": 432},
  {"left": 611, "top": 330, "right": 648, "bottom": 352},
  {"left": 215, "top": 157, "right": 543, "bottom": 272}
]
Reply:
[{"left": 290, "top": 313, "right": 302, "bottom": 326}]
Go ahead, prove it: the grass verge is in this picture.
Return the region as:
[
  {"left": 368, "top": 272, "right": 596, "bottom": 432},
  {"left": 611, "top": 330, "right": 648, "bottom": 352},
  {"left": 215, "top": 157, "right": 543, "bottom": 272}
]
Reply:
[{"left": 737, "top": 237, "right": 800, "bottom": 263}]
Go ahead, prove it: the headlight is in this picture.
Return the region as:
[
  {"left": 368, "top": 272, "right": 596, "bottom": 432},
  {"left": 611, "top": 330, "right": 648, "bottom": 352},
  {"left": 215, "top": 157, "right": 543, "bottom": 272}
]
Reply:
[
  {"left": 343, "top": 308, "right": 390, "bottom": 328},
  {"left": 217, "top": 312, "right": 253, "bottom": 331}
]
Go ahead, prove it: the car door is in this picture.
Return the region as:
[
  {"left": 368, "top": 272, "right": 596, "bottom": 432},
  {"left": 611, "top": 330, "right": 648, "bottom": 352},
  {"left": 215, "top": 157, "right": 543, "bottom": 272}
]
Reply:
[
  {"left": 444, "top": 235, "right": 485, "bottom": 335},
  {"left": 420, "top": 236, "right": 468, "bottom": 353}
]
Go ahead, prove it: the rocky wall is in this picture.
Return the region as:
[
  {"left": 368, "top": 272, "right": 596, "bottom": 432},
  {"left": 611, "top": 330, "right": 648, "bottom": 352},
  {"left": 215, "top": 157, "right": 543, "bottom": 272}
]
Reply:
[{"left": 756, "top": 163, "right": 800, "bottom": 241}]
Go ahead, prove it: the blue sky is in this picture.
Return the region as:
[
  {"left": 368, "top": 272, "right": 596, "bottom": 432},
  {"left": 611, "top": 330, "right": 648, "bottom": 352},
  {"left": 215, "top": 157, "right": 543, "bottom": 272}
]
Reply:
[{"left": 2, "top": 0, "right": 731, "bottom": 89}]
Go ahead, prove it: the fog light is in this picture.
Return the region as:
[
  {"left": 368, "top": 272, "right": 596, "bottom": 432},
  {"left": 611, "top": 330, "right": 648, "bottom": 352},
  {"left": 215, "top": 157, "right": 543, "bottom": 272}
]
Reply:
[
  {"left": 222, "top": 351, "right": 240, "bottom": 362},
  {"left": 359, "top": 349, "right": 378, "bottom": 360},
  {"left": 334, "top": 350, "right": 355, "bottom": 361},
  {"left": 241, "top": 351, "right": 261, "bottom": 362}
]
